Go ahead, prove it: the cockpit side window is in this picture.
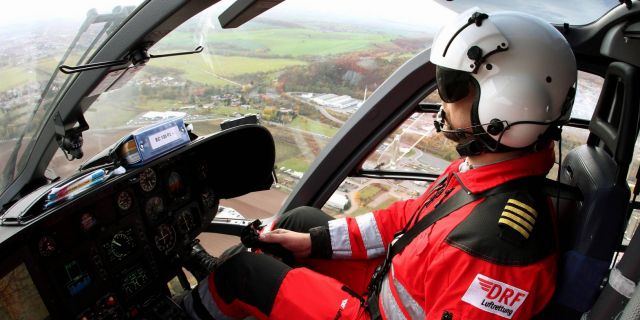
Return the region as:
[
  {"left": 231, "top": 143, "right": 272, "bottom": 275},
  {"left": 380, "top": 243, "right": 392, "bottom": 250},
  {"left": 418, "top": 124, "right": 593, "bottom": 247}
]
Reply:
[{"left": 321, "top": 71, "right": 606, "bottom": 218}]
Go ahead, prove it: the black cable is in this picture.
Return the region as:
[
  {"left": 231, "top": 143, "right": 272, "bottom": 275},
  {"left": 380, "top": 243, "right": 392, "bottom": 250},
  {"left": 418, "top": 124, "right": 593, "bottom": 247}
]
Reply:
[
  {"left": 556, "top": 126, "right": 563, "bottom": 231},
  {"left": 442, "top": 21, "right": 473, "bottom": 58},
  {"left": 442, "top": 12, "right": 489, "bottom": 58}
]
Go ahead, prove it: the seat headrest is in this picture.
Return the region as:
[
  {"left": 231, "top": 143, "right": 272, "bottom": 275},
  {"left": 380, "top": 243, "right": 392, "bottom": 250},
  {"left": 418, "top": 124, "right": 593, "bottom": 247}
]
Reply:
[{"left": 587, "top": 62, "right": 640, "bottom": 178}]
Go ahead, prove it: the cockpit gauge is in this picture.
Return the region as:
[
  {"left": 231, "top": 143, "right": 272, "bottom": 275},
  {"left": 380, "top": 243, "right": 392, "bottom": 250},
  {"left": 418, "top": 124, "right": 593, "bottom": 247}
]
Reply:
[
  {"left": 116, "top": 191, "right": 133, "bottom": 211},
  {"left": 144, "top": 196, "right": 165, "bottom": 223},
  {"left": 167, "top": 171, "right": 186, "bottom": 199},
  {"left": 176, "top": 209, "right": 198, "bottom": 235},
  {"left": 201, "top": 187, "right": 217, "bottom": 209},
  {"left": 89, "top": 247, "right": 108, "bottom": 281},
  {"left": 110, "top": 232, "right": 135, "bottom": 259},
  {"left": 139, "top": 168, "right": 157, "bottom": 192},
  {"left": 80, "top": 213, "right": 97, "bottom": 232},
  {"left": 38, "top": 236, "right": 57, "bottom": 257},
  {"left": 154, "top": 224, "right": 176, "bottom": 253}
]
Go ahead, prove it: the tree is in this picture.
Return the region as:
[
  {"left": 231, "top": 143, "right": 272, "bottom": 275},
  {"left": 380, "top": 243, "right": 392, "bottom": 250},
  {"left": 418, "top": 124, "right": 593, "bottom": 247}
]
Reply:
[{"left": 262, "top": 106, "right": 276, "bottom": 121}]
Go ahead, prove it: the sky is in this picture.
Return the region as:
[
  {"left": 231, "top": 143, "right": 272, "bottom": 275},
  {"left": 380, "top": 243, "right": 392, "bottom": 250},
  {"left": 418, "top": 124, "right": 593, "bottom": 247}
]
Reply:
[
  {"left": 438, "top": 0, "right": 620, "bottom": 25},
  {"left": 0, "top": 0, "right": 620, "bottom": 32},
  {"left": 0, "top": 0, "right": 143, "bottom": 27},
  {"left": 0, "top": 0, "right": 456, "bottom": 30}
]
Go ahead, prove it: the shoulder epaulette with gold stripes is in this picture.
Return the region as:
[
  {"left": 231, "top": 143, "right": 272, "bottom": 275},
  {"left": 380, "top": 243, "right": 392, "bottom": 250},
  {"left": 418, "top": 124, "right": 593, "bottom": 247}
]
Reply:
[{"left": 498, "top": 198, "right": 538, "bottom": 239}]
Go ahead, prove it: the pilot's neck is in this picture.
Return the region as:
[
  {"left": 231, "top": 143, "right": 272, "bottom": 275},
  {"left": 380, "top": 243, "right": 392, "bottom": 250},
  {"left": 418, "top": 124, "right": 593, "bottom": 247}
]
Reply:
[{"left": 466, "top": 149, "right": 528, "bottom": 169}]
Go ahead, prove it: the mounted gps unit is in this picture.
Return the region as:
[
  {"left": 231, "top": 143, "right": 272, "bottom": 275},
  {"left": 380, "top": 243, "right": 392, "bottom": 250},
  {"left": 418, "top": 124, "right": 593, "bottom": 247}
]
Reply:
[{"left": 120, "top": 117, "right": 191, "bottom": 166}]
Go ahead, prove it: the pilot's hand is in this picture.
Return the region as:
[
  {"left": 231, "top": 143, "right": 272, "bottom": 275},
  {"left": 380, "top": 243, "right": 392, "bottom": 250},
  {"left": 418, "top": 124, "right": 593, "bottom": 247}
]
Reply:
[{"left": 259, "top": 229, "right": 311, "bottom": 258}]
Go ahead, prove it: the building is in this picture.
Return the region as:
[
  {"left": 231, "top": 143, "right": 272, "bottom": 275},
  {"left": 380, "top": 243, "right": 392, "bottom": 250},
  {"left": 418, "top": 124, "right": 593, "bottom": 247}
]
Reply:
[
  {"left": 141, "top": 111, "right": 186, "bottom": 121},
  {"left": 308, "top": 93, "right": 363, "bottom": 111},
  {"left": 326, "top": 192, "right": 349, "bottom": 211}
]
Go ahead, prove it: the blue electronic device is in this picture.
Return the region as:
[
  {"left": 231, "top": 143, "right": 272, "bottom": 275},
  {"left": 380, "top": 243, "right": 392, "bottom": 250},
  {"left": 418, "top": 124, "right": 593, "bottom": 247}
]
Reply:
[{"left": 120, "top": 117, "right": 191, "bottom": 166}]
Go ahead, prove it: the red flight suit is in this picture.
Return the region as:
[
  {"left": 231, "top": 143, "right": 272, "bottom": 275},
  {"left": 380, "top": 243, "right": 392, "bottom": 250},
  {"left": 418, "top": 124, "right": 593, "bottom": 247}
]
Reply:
[{"left": 184, "top": 144, "right": 557, "bottom": 319}]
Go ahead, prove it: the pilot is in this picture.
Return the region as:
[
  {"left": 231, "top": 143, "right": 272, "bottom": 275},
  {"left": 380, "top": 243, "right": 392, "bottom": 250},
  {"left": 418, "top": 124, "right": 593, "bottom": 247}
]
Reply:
[{"left": 181, "top": 9, "right": 577, "bottom": 320}]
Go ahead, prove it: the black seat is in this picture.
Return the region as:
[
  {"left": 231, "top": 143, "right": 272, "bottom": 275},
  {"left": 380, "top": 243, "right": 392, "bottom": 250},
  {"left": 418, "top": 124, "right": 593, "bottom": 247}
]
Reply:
[{"left": 543, "top": 62, "right": 640, "bottom": 319}]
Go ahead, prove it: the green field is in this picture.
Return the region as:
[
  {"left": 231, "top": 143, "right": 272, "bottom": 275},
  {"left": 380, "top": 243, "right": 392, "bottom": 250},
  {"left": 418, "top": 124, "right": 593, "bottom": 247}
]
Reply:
[
  {"left": 375, "top": 197, "right": 399, "bottom": 210},
  {"left": 349, "top": 207, "right": 372, "bottom": 217},
  {"left": 279, "top": 157, "right": 310, "bottom": 172},
  {"left": 161, "top": 28, "right": 395, "bottom": 57},
  {"left": 1, "top": 55, "right": 86, "bottom": 92},
  {"left": 360, "top": 184, "right": 382, "bottom": 200},
  {"left": 3, "top": 27, "right": 392, "bottom": 92},
  {"left": 204, "top": 105, "right": 261, "bottom": 117},
  {"left": 150, "top": 54, "right": 306, "bottom": 87},
  {"left": 135, "top": 99, "right": 183, "bottom": 111},
  {"left": 84, "top": 105, "right": 139, "bottom": 129},
  {"left": 288, "top": 116, "right": 338, "bottom": 137},
  {"left": 191, "top": 120, "right": 223, "bottom": 136},
  {"left": 274, "top": 140, "right": 301, "bottom": 162},
  {"left": 0, "top": 67, "right": 33, "bottom": 91},
  {"left": 36, "top": 57, "right": 61, "bottom": 74}
]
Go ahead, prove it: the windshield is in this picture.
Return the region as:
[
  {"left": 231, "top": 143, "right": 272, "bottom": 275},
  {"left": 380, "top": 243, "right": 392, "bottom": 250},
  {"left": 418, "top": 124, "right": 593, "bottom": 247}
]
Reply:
[
  {"left": 44, "top": 0, "right": 456, "bottom": 183},
  {"left": 0, "top": 0, "right": 142, "bottom": 197},
  {"left": 437, "top": 0, "right": 620, "bottom": 25},
  {"left": 0, "top": 0, "right": 622, "bottom": 199}
]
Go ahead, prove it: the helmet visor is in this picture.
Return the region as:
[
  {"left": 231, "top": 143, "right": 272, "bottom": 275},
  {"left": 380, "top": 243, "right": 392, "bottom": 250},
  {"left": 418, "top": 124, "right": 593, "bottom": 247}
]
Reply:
[{"left": 436, "top": 66, "right": 472, "bottom": 103}]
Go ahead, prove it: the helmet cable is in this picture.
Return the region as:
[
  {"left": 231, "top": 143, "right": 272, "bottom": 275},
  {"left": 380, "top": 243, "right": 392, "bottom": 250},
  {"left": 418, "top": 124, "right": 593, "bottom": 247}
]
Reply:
[{"left": 442, "top": 12, "right": 489, "bottom": 58}]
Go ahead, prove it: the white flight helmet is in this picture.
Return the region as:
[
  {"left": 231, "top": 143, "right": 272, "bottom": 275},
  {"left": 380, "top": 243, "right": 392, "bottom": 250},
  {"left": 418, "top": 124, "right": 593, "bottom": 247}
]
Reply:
[{"left": 430, "top": 8, "right": 577, "bottom": 152}]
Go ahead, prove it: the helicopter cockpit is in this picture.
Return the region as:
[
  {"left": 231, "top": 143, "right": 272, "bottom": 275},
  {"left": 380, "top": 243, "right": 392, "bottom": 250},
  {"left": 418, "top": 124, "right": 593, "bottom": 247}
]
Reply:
[{"left": 1, "top": 0, "right": 640, "bottom": 319}]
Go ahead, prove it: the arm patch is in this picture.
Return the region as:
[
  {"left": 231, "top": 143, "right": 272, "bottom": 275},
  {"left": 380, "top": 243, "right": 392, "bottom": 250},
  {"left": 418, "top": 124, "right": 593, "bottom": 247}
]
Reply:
[{"left": 445, "top": 191, "right": 556, "bottom": 266}]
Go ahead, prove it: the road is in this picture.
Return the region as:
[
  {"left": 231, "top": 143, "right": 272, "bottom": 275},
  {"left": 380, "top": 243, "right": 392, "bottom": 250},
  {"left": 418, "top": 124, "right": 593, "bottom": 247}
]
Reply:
[{"left": 285, "top": 92, "right": 345, "bottom": 125}]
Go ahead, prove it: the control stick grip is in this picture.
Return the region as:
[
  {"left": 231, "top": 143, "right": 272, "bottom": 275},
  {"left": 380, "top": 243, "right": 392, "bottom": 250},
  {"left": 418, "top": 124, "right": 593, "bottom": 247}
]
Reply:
[{"left": 240, "top": 220, "right": 295, "bottom": 264}]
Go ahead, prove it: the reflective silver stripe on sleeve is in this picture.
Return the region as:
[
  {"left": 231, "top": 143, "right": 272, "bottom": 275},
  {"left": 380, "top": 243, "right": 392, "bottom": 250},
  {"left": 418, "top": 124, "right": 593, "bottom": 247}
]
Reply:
[
  {"left": 198, "top": 279, "right": 235, "bottom": 320},
  {"left": 355, "top": 212, "right": 385, "bottom": 258},
  {"left": 610, "top": 267, "right": 637, "bottom": 299},
  {"left": 264, "top": 220, "right": 276, "bottom": 232},
  {"left": 328, "top": 218, "right": 352, "bottom": 258},
  {"left": 380, "top": 276, "right": 407, "bottom": 320},
  {"left": 391, "top": 265, "right": 425, "bottom": 319}
]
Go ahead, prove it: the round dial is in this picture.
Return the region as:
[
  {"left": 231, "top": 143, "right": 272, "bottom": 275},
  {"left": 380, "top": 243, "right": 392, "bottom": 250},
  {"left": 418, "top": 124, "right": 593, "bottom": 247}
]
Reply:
[
  {"left": 110, "top": 232, "right": 135, "bottom": 259},
  {"left": 38, "top": 236, "right": 57, "bottom": 257},
  {"left": 144, "top": 196, "right": 164, "bottom": 223},
  {"left": 116, "top": 191, "right": 133, "bottom": 211},
  {"left": 154, "top": 224, "right": 176, "bottom": 253},
  {"left": 201, "top": 188, "right": 217, "bottom": 209},
  {"left": 79, "top": 213, "right": 97, "bottom": 232},
  {"left": 176, "top": 209, "right": 199, "bottom": 235},
  {"left": 167, "top": 171, "right": 187, "bottom": 200},
  {"left": 139, "top": 168, "right": 157, "bottom": 192}
]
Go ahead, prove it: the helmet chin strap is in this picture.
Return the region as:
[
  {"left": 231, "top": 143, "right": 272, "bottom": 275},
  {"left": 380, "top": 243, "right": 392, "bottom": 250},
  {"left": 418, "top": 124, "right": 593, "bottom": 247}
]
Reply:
[
  {"left": 434, "top": 107, "right": 564, "bottom": 157},
  {"left": 456, "top": 140, "right": 485, "bottom": 156},
  {"left": 434, "top": 108, "right": 507, "bottom": 156}
]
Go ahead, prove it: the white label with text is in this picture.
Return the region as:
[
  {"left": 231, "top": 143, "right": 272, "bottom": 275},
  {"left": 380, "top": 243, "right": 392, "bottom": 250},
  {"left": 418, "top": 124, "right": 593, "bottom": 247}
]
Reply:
[
  {"left": 149, "top": 126, "right": 181, "bottom": 150},
  {"left": 461, "top": 274, "right": 528, "bottom": 319}
]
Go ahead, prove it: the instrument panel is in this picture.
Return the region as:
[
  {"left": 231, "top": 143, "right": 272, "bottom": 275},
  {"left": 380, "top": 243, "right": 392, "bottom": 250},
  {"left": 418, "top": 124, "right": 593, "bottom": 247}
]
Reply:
[
  {"left": 0, "top": 125, "right": 276, "bottom": 320},
  {"left": 29, "top": 154, "right": 219, "bottom": 318}
]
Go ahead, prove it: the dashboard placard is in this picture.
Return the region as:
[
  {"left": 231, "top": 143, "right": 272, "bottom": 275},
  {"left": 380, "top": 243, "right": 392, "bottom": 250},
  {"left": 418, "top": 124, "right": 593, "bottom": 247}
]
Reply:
[
  {"left": 119, "top": 117, "right": 190, "bottom": 166},
  {"left": 148, "top": 126, "right": 181, "bottom": 150}
]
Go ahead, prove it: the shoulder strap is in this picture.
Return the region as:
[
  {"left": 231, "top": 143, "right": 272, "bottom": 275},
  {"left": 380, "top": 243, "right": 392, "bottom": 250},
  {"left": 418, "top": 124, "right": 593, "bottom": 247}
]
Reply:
[
  {"left": 367, "top": 176, "right": 545, "bottom": 298},
  {"left": 366, "top": 176, "right": 546, "bottom": 298},
  {"left": 388, "top": 176, "right": 544, "bottom": 259},
  {"left": 366, "top": 175, "right": 579, "bottom": 300},
  {"left": 541, "top": 178, "right": 583, "bottom": 201}
]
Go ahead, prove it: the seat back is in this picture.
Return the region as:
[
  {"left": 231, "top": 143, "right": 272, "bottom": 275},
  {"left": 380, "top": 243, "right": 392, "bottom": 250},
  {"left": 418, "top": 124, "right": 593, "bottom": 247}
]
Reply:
[{"left": 548, "top": 62, "right": 640, "bottom": 318}]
